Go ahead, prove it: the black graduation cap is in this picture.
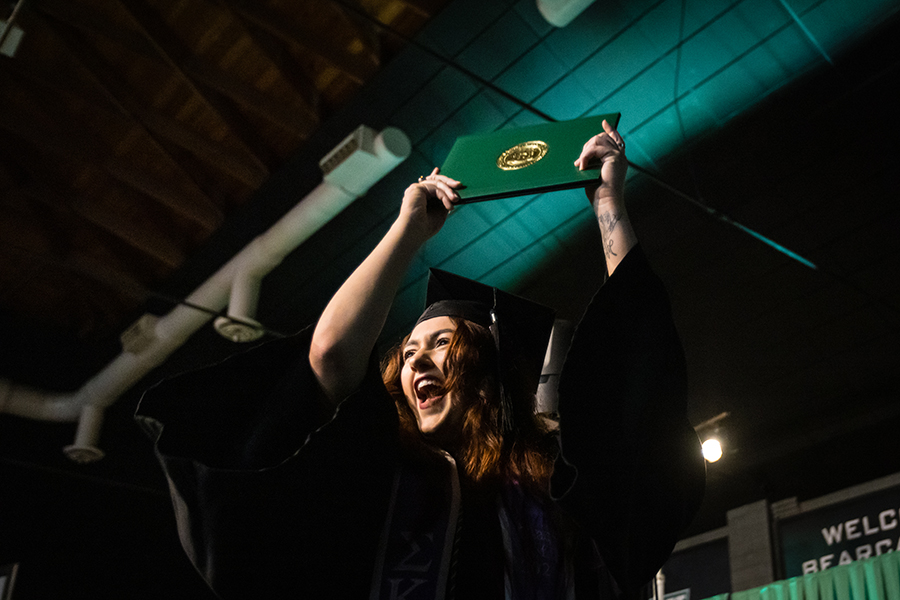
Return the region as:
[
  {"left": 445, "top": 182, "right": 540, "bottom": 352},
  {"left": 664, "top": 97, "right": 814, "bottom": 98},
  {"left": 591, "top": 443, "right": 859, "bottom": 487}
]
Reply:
[{"left": 417, "top": 269, "right": 557, "bottom": 436}]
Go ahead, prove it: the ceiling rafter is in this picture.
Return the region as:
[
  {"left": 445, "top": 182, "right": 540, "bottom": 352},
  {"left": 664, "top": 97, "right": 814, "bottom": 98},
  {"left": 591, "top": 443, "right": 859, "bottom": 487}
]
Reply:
[
  {"left": 0, "top": 208, "right": 64, "bottom": 301},
  {"left": 10, "top": 177, "right": 171, "bottom": 290},
  {"left": 325, "top": 0, "right": 383, "bottom": 65},
  {"left": 216, "top": 0, "right": 322, "bottom": 119},
  {"left": 31, "top": 0, "right": 279, "bottom": 173},
  {"left": 114, "top": 0, "right": 281, "bottom": 167},
  {"left": 0, "top": 186, "right": 72, "bottom": 261},
  {"left": 101, "top": 157, "right": 220, "bottom": 232},
  {"left": 0, "top": 49, "right": 265, "bottom": 194},
  {"left": 381, "top": 0, "right": 444, "bottom": 19},
  {"left": 0, "top": 37, "right": 126, "bottom": 119},
  {"left": 133, "top": 108, "right": 269, "bottom": 188},
  {"left": 181, "top": 55, "right": 317, "bottom": 136},
  {"left": 31, "top": 0, "right": 169, "bottom": 69},
  {"left": 325, "top": 0, "right": 439, "bottom": 65},
  {"left": 7, "top": 184, "right": 152, "bottom": 302},
  {"left": 20, "top": 180, "right": 187, "bottom": 269},
  {"left": 0, "top": 243, "right": 118, "bottom": 336},
  {"left": 30, "top": 12, "right": 233, "bottom": 224},
  {"left": 29, "top": 0, "right": 153, "bottom": 54},
  {"left": 0, "top": 174, "right": 181, "bottom": 322},
  {"left": 0, "top": 95, "right": 218, "bottom": 234},
  {"left": 225, "top": 0, "right": 378, "bottom": 85},
  {"left": 0, "top": 54, "right": 269, "bottom": 204}
]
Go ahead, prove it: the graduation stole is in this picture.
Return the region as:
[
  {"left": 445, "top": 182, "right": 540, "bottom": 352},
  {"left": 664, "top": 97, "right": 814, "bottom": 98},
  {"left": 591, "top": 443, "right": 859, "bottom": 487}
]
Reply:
[{"left": 369, "top": 453, "right": 460, "bottom": 600}]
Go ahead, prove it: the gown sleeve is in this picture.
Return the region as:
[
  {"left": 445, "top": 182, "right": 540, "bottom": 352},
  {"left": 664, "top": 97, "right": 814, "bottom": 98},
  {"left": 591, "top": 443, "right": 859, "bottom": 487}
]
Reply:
[
  {"left": 554, "top": 245, "right": 706, "bottom": 594},
  {"left": 135, "top": 327, "right": 400, "bottom": 599}
]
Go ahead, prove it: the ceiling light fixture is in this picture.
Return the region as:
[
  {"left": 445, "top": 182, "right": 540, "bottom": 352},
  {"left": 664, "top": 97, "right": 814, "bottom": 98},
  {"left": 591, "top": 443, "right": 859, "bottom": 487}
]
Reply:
[
  {"left": 695, "top": 411, "right": 729, "bottom": 463},
  {"left": 702, "top": 437, "right": 723, "bottom": 462}
]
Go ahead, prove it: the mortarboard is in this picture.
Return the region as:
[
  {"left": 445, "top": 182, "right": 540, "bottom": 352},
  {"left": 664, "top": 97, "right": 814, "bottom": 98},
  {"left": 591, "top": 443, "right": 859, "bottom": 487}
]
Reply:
[{"left": 416, "top": 269, "right": 556, "bottom": 436}]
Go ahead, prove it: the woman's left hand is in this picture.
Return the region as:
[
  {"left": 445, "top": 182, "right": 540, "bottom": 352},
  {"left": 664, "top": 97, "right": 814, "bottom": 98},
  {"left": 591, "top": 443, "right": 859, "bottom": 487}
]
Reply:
[
  {"left": 574, "top": 119, "right": 628, "bottom": 206},
  {"left": 574, "top": 120, "right": 637, "bottom": 273}
]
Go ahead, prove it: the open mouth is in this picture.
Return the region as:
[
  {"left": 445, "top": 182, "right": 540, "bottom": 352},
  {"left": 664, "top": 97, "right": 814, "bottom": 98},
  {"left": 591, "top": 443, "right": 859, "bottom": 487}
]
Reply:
[{"left": 415, "top": 378, "right": 445, "bottom": 409}]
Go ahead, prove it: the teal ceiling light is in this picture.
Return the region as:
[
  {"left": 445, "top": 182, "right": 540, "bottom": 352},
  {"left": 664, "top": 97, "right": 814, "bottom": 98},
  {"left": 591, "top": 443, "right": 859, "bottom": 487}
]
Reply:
[
  {"left": 355, "top": 0, "right": 897, "bottom": 342},
  {"left": 408, "top": 0, "right": 899, "bottom": 291}
]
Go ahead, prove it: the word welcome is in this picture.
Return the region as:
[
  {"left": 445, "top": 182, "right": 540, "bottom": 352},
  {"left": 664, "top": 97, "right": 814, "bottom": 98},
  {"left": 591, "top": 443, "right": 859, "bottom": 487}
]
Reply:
[{"left": 800, "top": 508, "right": 899, "bottom": 573}]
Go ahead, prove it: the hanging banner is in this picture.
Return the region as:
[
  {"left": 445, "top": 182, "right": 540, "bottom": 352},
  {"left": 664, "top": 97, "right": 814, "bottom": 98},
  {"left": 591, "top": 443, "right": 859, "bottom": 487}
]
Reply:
[{"left": 778, "top": 485, "right": 900, "bottom": 577}]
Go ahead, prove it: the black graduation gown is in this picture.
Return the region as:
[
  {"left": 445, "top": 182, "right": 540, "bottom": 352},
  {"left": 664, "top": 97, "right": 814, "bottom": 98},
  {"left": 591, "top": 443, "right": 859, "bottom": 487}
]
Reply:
[{"left": 135, "top": 245, "right": 705, "bottom": 599}]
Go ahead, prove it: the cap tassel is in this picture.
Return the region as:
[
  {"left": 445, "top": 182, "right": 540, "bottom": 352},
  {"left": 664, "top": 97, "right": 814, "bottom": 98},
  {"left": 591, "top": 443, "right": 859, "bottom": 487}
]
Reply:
[{"left": 490, "top": 308, "right": 516, "bottom": 439}]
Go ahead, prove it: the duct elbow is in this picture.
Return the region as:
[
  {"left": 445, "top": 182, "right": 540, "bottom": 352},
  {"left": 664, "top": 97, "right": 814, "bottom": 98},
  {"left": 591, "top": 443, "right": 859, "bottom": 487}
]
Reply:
[
  {"left": 63, "top": 404, "right": 106, "bottom": 464},
  {"left": 215, "top": 258, "right": 265, "bottom": 343}
]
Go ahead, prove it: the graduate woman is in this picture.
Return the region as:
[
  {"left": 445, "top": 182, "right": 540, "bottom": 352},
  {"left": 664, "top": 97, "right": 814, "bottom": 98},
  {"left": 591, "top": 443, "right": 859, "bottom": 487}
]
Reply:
[{"left": 137, "top": 120, "right": 705, "bottom": 600}]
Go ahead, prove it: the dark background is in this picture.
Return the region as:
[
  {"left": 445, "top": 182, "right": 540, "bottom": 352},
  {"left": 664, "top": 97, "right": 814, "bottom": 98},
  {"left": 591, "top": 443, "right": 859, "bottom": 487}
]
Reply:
[{"left": 1, "top": 0, "right": 898, "bottom": 597}]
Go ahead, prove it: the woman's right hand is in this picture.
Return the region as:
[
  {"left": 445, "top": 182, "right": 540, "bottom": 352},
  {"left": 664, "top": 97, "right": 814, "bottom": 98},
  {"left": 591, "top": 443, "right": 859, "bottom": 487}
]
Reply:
[
  {"left": 310, "top": 168, "right": 461, "bottom": 404},
  {"left": 398, "top": 168, "right": 461, "bottom": 244}
]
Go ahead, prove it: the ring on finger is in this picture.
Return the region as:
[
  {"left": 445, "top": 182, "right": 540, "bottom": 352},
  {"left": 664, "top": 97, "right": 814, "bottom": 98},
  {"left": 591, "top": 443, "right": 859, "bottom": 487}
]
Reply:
[{"left": 418, "top": 175, "right": 426, "bottom": 182}]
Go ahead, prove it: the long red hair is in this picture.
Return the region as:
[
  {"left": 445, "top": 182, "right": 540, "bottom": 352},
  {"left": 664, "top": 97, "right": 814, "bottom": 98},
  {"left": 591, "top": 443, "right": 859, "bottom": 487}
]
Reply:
[{"left": 381, "top": 317, "right": 556, "bottom": 495}]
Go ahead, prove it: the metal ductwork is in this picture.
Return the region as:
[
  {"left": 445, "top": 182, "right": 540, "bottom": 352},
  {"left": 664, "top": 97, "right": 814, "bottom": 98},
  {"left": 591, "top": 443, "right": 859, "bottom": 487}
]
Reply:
[
  {"left": 536, "top": 319, "right": 575, "bottom": 415},
  {"left": 0, "top": 125, "right": 411, "bottom": 463}
]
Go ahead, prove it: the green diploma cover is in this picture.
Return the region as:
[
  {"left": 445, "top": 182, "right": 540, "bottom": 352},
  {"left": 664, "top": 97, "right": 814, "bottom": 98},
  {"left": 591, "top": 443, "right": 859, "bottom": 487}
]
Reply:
[{"left": 439, "top": 113, "right": 620, "bottom": 203}]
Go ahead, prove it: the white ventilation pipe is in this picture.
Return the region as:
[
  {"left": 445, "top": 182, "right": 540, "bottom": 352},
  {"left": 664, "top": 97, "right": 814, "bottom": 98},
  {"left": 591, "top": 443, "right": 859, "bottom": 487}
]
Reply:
[
  {"left": 536, "top": 319, "right": 574, "bottom": 415},
  {"left": 213, "top": 253, "right": 266, "bottom": 342},
  {"left": 0, "top": 125, "right": 411, "bottom": 463}
]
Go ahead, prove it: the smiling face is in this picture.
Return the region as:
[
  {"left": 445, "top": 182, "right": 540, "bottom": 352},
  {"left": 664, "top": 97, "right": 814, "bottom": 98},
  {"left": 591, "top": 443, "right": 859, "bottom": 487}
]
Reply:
[{"left": 400, "top": 316, "right": 467, "bottom": 449}]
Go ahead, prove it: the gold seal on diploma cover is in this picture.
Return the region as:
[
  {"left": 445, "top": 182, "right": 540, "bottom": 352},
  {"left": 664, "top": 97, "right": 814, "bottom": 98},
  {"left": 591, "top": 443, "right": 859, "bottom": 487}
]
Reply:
[{"left": 497, "top": 140, "right": 548, "bottom": 171}]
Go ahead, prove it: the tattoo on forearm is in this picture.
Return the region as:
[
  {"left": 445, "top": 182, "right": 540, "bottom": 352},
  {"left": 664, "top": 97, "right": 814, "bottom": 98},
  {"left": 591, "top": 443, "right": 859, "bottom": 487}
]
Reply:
[
  {"left": 599, "top": 212, "right": 620, "bottom": 234},
  {"left": 605, "top": 238, "right": 617, "bottom": 259},
  {"left": 598, "top": 211, "right": 623, "bottom": 260}
]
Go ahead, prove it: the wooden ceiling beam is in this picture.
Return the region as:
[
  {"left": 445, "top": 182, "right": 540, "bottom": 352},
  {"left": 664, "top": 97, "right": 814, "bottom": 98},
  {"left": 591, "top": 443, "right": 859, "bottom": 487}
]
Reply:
[
  {"left": 324, "top": 0, "right": 438, "bottom": 63},
  {"left": 102, "top": 157, "right": 220, "bottom": 231},
  {"left": 36, "top": 17, "right": 269, "bottom": 191},
  {"left": 321, "top": 1, "right": 383, "bottom": 67},
  {"left": 115, "top": 0, "right": 281, "bottom": 167},
  {"left": 0, "top": 185, "right": 71, "bottom": 259},
  {"left": 183, "top": 56, "right": 317, "bottom": 136},
  {"left": 325, "top": 0, "right": 442, "bottom": 39},
  {"left": 135, "top": 108, "right": 269, "bottom": 188},
  {"left": 32, "top": 0, "right": 279, "bottom": 169},
  {"left": 0, "top": 36, "right": 126, "bottom": 118},
  {"left": 32, "top": 0, "right": 161, "bottom": 62},
  {"left": 220, "top": 4, "right": 322, "bottom": 120},
  {"left": 225, "top": 0, "right": 377, "bottom": 84},
  {"left": 0, "top": 100, "right": 219, "bottom": 231},
  {"left": 2, "top": 186, "right": 150, "bottom": 302},
  {"left": 0, "top": 53, "right": 266, "bottom": 190},
  {"left": 341, "top": 0, "right": 428, "bottom": 21},
  {"left": 17, "top": 181, "right": 186, "bottom": 269},
  {"left": 391, "top": 0, "right": 436, "bottom": 18},
  {"left": 356, "top": 0, "right": 447, "bottom": 19}
]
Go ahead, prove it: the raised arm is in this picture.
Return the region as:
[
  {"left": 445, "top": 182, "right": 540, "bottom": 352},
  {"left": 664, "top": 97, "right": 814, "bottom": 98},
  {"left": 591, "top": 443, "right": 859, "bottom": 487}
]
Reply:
[
  {"left": 561, "top": 122, "right": 705, "bottom": 592},
  {"left": 310, "top": 169, "right": 460, "bottom": 404},
  {"left": 574, "top": 119, "right": 637, "bottom": 275}
]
